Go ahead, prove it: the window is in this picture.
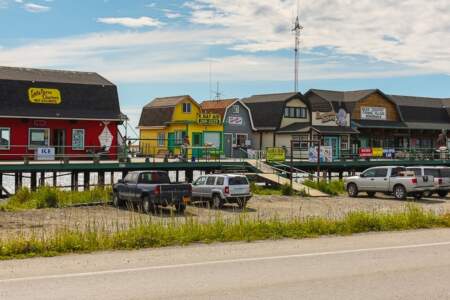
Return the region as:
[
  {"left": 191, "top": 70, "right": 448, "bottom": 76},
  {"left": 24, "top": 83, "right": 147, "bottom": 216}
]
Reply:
[
  {"left": 229, "top": 176, "right": 249, "bottom": 185},
  {"left": 232, "top": 105, "right": 239, "bottom": 114},
  {"left": 216, "top": 177, "right": 224, "bottom": 185},
  {"left": 72, "top": 129, "right": 85, "bottom": 150},
  {"left": 409, "top": 168, "right": 421, "bottom": 176},
  {"left": 194, "top": 176, "right": 207, "bottom": 186},
  {"left": 157, "top": 132, "right": 165, "bottom": 147},
  {"left": 0, "top": 128, "right": 10, "bottom": 150},
  {"left": 362, "top": 169, "right": 376, "bottom": 178},
  {"left": 341, "top": 136, "right": 349, "bottom": 150},
  {"left": 139, "top": 172, "right": 171, "bottom": 184},
  {"left": 424, "top": 168, "right": 439, "bottom": 177},
  {"left": 182, "top": 103, "right": 191, "bottom": 113},
  {"left": 204, "top": 132, "right": 221, "bottom": 149},
  {"left": 391, "top": 167, "right": 406, "bottom": 177},
  {"left": 284, "top": 106, "right": 307, "bottom": 119},
  {"left": 174, "top": 131, "right": 185, "bottom": 145},
  {"left": 292, "top": 135, "right": 309, "bottom": 150},
  {"left": 206, "top": 176, "right": 216, "bottom": 185},
  {"left": 29, "top": 128, "right": 50, "bottom": 149},
  {"left": 236, "top": 134, "right": 247, "bottom": 147},
  {"left": 374, "top": 168, "right": 388, "bottom": 177}
]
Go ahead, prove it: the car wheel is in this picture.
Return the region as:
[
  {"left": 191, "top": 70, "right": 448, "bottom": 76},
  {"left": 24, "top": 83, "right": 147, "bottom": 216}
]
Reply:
[
  {"left": 175, "top": 203, "right": 186, "bottom": 214},
  {"left": 367, "top": 192, "right": 376, "bottom": 198},
  {"left": 211, "top": 194, "right": 224, "bottom": 209},
  {"left": 423, "top": 191, "right": 433, "bottom": 198},
  {"left": 347, "top": 183, "right": 358, "bottom": 197},
  {"left": 393, "top": 185, "right": 406, "bottom": 200},
  {"left": 437, "top": 191, "right": 448, "bottom": 198},
  {"left": 413, "top": 192, "right": 423, "bottom": 200},
  {"left": 112, "top": 193, "right": 123, "bottom": 208},
  {"left": 142, "top": 197, "right": 153, "bottom": 214}
]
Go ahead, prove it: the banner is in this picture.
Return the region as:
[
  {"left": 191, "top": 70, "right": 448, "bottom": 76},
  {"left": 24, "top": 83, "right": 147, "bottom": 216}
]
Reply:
[
  {"left": 198, "top": 113, "right": 221, "bottom": 125},
  {"left": 359, "top": 147, "right": 373, "bottom": 157},
  {"left": 308, "top": 146, "right": 333, "bottom": 162},
  {"left": 28, "top": 88, "right": 62, "bottom": 104},
  {"left": 372, "top": 147, "right": 383, "bottom": 157},
  {"left": 266, "top": 147, "right": 286, "bottom": 162}
]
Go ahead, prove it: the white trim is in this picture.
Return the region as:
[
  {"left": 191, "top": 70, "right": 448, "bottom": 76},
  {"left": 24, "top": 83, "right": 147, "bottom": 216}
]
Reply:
[
  {"left": 0, "top": 127, "right": 11, "bottom": 150},
  {"left": 28, "top": 127, "right": 50, "bottom": 150},
  {"left": 72, "top": 128, "right": 85, "bottom": 151},
  {"left": 138, "top": 126, "right": 167, "bottom": 130},
  {"left": 223, "top": 100, "right": 257, "bottom": 131}
]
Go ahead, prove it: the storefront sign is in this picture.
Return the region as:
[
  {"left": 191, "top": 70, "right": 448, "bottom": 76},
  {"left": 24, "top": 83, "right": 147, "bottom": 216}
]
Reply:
[
  {"left": 35, "top": 147, "right": 55, "bottom": 161},
  {"left": 383, "top": 148, "right": 395, "bottom": 158},
  {"left": 361, "top": 107, "right": 386, "bottom": 120},
  {"left": 228, "top": 116, "right": 243, "bottom": 125},
  {"left": 28, "top": 88, "right": 62, "bottom": 104},
  {"left": 372, "top": 147, "right": 383, "bottom": 157},
  {"left": 359, "top": 147, "right": 373, "bottom": 157},
  {"left": 315, "top": 112, "right": 336, "bottom": 123},
  {"left": 72, "top": 129, "right": 85, "bottom": 150},
  {"left": 308, "top": 146, "right": 333, "bottom": 162},
  {"left": 266, "top": 147, "right": 286, "bottom": 162},
  {"left": 98, "top": 126, "right": 113, "bottom": 151},
  {"left": 198, "top": 113, "right": 221, "bottom": 125}
]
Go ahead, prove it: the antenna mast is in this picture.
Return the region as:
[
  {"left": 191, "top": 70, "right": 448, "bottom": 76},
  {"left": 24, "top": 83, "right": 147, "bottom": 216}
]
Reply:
[{"left": 293, "top": 0, "right": 303, "bottom": 92}]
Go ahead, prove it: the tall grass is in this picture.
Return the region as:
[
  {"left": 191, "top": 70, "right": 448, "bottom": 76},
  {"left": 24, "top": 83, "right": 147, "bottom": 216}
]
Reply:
[
  {"left": 0, "top": 186, "right": 111, "bottom": 211},
  {"left": 0, "top": 206, "right": 448, "bottom": 260},
  {"left": 303, "top": 180, "right": 346, "bottom": 196}
]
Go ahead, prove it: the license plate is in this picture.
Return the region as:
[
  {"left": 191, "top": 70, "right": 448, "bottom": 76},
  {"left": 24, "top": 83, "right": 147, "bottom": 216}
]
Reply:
[{"left": 183, "top": 196, "right": 190, "bottom": 204}]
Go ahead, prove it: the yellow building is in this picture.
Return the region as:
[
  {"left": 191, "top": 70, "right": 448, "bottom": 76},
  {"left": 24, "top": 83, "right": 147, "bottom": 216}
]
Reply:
[{"left": 138, "top": 95, "right": 223, "bottom": 158}]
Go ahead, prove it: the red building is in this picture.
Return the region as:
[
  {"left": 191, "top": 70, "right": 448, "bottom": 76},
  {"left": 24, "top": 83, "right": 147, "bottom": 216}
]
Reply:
[{"left": 0, "top": 67, "right": 126, "bottom": 160}]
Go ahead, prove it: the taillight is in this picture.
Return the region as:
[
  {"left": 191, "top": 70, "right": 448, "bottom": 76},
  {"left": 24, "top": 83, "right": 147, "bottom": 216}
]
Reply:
[
  {"left": 154, "top": 186, "right": 160, "bottom": 196},
  {"left": 411, "top": 178, "right": 417, "bottom": 184},
  {"left": 224, "top": 186, "right": 230, "bottom": 195}
]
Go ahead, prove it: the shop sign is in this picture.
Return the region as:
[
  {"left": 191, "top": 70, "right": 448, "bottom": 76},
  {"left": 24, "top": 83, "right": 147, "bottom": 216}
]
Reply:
[
  {"left": 308, "top": 146, "right": 333, "bottom": 162},
  {"left": 266, "top": 147, "right": 286, "bottom": 162},
  {"left": 198, "top": 113, "right": 221, "bottom": 125},
  {"left": 228, "top": 116, "right": 243, "bottom": 125},
  {"left": 359, "top": 147, "right": 373, "bottom": 157},
  {"left": 361, "top": 107, "right": 386, "bottom": 120},
  {"left": 383, "top": 148, "right": 395, "bottom": 158},
  {"left": 372, "top": 147, "right": 383, "bottom": 157},
  {"left": 28, "top": 88, "right": 62, "bottom": 104},
  {"left": 35, "top": 147, "right": 55, "bottom": 161},
  {"left": 315, "top": 112, "right": 336, "bottom": 123},
  {"left": 99, "top": 126, "right": 113, "bottom": 151}
]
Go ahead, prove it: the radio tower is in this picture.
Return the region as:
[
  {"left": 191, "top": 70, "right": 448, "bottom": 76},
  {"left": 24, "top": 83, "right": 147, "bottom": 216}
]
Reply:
[{"left": 293, "top": 0, "right": 303, "bottom": 92}]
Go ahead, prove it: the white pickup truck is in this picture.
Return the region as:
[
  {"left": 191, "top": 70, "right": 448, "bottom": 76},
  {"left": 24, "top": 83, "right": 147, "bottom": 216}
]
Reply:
[{"left": 345, "top": 166, "right": 434, "bottom": 200}]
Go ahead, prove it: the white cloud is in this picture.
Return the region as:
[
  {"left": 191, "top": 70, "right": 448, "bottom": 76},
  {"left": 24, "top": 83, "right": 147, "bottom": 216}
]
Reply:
[
  {"left": 97, "top": 16, "right": 163, "bottom": 28},
  {"left": 24, "top": 2, "right": 50, "bottom": 13},
  {"left": 165, "top": 12, "right": 181, "bottom": 19}
]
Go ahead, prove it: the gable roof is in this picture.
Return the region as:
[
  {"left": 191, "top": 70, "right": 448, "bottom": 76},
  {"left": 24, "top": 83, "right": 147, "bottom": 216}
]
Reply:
[
  {"left": 242, "top": 92, "right": 305, "bottom": 130},
  {"left": 200, "top": 98, "right": 237, "bottom": 117},
  {"left": 0, "top": 66, "right": 123, "bottom": 121},
  {"left": 144, "top": 95, "right": 193, "bottom": 108}
]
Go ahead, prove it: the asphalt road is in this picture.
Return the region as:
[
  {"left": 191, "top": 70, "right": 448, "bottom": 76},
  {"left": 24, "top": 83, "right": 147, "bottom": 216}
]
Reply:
[{"left": 1, "top": 229, "right": 450, "bottom": 300}]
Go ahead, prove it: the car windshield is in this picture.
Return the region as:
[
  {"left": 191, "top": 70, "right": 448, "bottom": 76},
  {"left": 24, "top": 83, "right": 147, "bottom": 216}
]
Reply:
[
  {"left": 140, "top": 172, "right": 171, "bottom": 184},
  {"left": 229, "top": 177, "right": 248, "bottom": 185}
]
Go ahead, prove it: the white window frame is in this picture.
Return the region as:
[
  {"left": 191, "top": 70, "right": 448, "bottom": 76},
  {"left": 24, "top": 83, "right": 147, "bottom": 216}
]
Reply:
[
  {"left": 28, "top": 128, "right": 50, "bottom": 149},
  {"left": 182, "top": 102, "right": 191, "bottom": 113},
  {"left": 235, "top": 133, "right": 248, "bottom": 147},
  {"left": 0, "top": 127, "right": 11, "bottom": 150},
  {"left": 232, "top": 105, "right": 240, "bottom": 114},
  {"left": 72, "top": 129, "right": 85, "bottom": 150},
  {"left": 157, "top": 132, "right": 165, "bottom": 147}
]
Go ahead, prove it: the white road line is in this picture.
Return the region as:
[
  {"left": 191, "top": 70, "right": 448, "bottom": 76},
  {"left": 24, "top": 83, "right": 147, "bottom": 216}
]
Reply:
[{"left": 1, "top": 241, "right": 450, "bottom": 283}]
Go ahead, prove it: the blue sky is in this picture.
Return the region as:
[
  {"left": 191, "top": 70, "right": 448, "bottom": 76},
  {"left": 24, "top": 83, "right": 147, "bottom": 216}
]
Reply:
[{"left": 1, "top": 0, "right": 449, "bottom": 131}]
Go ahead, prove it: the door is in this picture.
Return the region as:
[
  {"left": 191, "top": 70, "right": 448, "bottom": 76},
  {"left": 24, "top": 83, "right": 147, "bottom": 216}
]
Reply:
[
  {"left": 192, "top": 176, "right": 207, "bottom": 199},
  {"left": 53, "top": 129, "right": 66, "bottom": 158},
  {"left": 168, "top": 132, "right": 176, "bottom": 154},
  {"left": 359, "top": 168, "right": 376, "bottom": 190},
  {"left": 224, "top": 134, "right": 233, "bottom": 158},
  {"left": 324, "top": 136, "right": 340, "bottom": 160},
  {"left": 192, "top": 132, "right": 203, "bottom": 159},
  {"left": 372, "top": 168, "right": 389, "bottom": 191}
]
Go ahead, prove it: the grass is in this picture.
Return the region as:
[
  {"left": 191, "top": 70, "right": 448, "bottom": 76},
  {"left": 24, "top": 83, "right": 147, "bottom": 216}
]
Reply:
[
  {"left": 251, "top": 182, "right": 309, "bottom": 197},
  {"left": 0, "top": 206, "right": 449, "bottom": 260},
  {"left": 303, "top": 180, "right": 346, "bottom": 196},
  {"left": 0, "top": 186, "right": 111, "bottom": 211}
]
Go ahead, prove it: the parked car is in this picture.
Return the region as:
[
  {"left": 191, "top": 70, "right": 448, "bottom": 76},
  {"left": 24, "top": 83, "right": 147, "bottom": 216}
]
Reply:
[
  {"left": 406, "top": 166, "right": 450, "bottom": 198},
  {"left": 344, "top": 166, "right": 434, "bottom": 200},
  {"left": 191, "top": 174, "right": 252, "bottom": 209},
  {"left": 112, "top": 171, "right": 191, "bottom": 213}
]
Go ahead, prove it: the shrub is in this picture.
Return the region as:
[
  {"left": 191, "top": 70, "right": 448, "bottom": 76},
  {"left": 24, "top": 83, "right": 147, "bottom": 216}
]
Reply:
[
  {"left": 281, "top": 183, "right": 294, "bottom": 196},
  {"left": 304, "top": 180, "right": 345, "bottom": 196}
]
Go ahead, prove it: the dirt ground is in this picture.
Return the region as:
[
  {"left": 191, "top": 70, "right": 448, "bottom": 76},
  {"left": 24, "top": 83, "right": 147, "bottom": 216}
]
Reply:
[{"left": 1, "top": 194, "right": 449, "bottom": 238}]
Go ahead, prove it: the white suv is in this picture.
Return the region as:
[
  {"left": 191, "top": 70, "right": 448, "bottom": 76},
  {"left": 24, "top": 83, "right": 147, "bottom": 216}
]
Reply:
[{"left": 191, "top": 174, "right": 252, "bottom": 209}]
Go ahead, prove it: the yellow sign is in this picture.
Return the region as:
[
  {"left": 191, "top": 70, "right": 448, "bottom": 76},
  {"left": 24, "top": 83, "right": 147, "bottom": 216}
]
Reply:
[
  {"left": 198, "top": 113, "right": 221, "bottom": 125},
  {"left": 266, "top": 147, "right": 286, "bottom": 162},
  {"left": 372, "top": 147, "right": 383, "bottom": 157},
  {"left": 28, "top": 88, "right": 62, "bottom": 104}
]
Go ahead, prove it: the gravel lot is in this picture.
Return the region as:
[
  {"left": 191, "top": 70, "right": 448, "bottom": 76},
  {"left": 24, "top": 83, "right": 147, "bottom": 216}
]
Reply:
[{"left": 1, "top": 194, "right": 449, "bottom": 238}]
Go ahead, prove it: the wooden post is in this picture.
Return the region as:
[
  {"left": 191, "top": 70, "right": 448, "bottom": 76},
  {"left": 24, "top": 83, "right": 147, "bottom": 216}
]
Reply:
[
  {"left": 110, "top": 171, "right": 115, "bottom": 185},
  {"left": 0, "top": 172, "right": 2, "bottom": 198},
  {"left": 30, "top": 172, "right": 37, "bottom": 192},
  {"left": 39, "top": 172, "right": 45, "bottom": 187},
  {"left": 71, "top": 172, "right": 78, "bottom": 191},
  {"left": 122, "top": 171, "right": 128, "bottom": 179},
  {"left": 84, "top": 171, "right": 90, "bottom": 191},
  {"left": 176, "top": 171, "right": 179, "bottom": 183},
  {"left": 14, "top": 172, "right": 23, "bottom": 193},
  {"left": 339, "top": 171, "right": 343, "bottom": 180},
  {"left": 53, "top": 172, "right": 57, "bottom": 187},
  {"left": 98, "top": 171, "right": 105, "bottom": 189},
  {"left": 185, "top": 170, "right": 193, "bottom": 183}
]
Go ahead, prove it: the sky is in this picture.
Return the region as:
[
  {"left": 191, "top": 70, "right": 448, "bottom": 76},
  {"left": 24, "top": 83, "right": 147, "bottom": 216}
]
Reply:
[{"left": 0, "top": 0, "right": 449, "bottom": 133}]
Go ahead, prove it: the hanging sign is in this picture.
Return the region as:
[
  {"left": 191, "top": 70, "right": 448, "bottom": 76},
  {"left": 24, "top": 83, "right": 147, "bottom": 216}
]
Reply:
[
  {"left": 35, "top": 147, "right": 55, "bottom": 161},
  {"left": 198, "top": 113, "right": 221, "bottom": 125},
  {"left": 361, "top": 107, "right": 386, "bottom": 120},
  {"left": 266, "top": 147, "right": 286, "bottom": 162},
  {"left": 28, "top": 88, "right": 62, "bottom": 104},
  {"left": 98, "top": 125, "right": 113, "bottom": 151},
  {"left": 228, "top": 116, "right": 243, "bottom": 125}
]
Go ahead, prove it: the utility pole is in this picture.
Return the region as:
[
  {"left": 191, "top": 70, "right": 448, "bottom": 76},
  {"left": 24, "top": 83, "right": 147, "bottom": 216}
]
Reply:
[{"left": 292, "top": 0, "right": 303, "bottom": 92}]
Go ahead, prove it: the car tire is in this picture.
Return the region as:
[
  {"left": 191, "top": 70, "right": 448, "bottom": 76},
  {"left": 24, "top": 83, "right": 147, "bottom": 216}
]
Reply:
[
  {"left": 142, "top": 196, "right": 154, "bottom": 214},
  {"left": 211, "top": 194, "right": 224, "bottom": 209},
  {"left": 437, "top": 191, "right": 448, "bottom": 198},
  {"left": 175, "top": 203, "right": 186, "bottom": 214},
  {"left": 347, "top": 183, "right": 358, "bottom": 197},
  {"left": 367, "top": 192, "right": 376, "bottom": 198},
  {"left": 112, "top": 193, "right": 123, "bottom": 208},
  {"left": 393, "top": 185, "right": 407, "bottom": 200},
  {"left": 413, "top": 192, "right": 423, "bottom": 200}
]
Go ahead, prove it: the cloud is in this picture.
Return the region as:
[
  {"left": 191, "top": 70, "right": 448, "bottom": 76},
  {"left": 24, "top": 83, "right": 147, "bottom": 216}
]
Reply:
[
  {"left": 24, "top": 2, "right": 51, "bottom": 13},
  {"left": 165, "top": 12, "right": 181, "bottom": 19},
  {"left": 97, "top": 16, "right": 163, "bottom": 28}
]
